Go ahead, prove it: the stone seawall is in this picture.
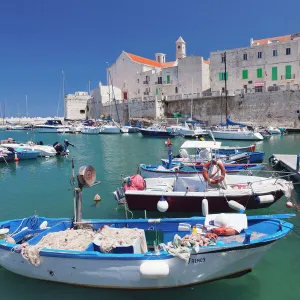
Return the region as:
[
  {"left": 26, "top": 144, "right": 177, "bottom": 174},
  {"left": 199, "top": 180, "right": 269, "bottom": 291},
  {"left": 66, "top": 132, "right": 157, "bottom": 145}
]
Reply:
[
  {"left": 92, "top": 91, "right": 300, "bottom": 128},
  {"left": 165, "top": 91, "right": 300, "bottom": 127}
]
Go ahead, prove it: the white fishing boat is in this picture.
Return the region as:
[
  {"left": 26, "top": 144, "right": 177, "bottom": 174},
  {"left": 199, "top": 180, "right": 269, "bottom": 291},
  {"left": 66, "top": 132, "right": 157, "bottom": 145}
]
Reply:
[
  {"left": 10, "top": 125, "right": 25, "bottom": 130},
  {"left": 267, "top": 127, "right": 281, "bottom": 135},
  {"left": 0, "top": 142, "right": 56, "bottom": 157},
  {"left": 81, "top": 126, "right": 100, "bottom": 134},
  {"left": 0, "top": 163, "right": 294, "bottom": 289},
  {"left": 33, "top": 120, "right": 70, "bottom": 133}
]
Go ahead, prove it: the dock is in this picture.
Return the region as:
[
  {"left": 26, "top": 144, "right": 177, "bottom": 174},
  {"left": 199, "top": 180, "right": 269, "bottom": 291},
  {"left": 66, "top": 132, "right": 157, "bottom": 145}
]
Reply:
[{"left": 272, "top": 154, "right": 300, "bottom": 181}]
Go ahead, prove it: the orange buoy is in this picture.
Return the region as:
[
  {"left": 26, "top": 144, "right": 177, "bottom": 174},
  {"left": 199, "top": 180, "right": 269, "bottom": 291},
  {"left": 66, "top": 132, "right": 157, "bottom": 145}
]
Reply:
[
  {"left": 14, "top": 154, "right": 19, "bottom": 162},
  {"left": 212, "top": 227, "right": 237, "bottom": 236},
  {"left": 286, "top": 201, "right": 293, "bottom": 208},
  {"left": 94, "top": 194, "right": 101, "bottom": 202}
]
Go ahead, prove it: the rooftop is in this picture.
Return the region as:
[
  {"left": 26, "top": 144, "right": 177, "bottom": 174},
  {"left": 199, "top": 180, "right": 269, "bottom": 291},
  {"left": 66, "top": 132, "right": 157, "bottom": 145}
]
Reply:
[
  {"left": 252, "top": 34, "right": 292, "bottom": 45},
  {"left": 125, "top": 52, "right": 176, "bottom": 68}
]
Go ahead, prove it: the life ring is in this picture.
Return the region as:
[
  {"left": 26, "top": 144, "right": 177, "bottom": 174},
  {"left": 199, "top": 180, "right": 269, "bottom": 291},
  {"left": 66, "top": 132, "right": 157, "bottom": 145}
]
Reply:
[
  {"left": 202, "top": 160, "right": 226, "bottom": 184},
  {"left": 212, "top": 227, "right": 237, "bottom": 236}
]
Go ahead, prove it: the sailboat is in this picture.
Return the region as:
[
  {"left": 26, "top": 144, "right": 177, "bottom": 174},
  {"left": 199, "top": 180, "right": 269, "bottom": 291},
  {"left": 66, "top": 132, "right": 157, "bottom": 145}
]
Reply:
[
  {"left": 99, "top": 71, "right": 128, "bottom": 134},
  {"left": 210, "top": 52, "right": 263, "bottom": 141}
]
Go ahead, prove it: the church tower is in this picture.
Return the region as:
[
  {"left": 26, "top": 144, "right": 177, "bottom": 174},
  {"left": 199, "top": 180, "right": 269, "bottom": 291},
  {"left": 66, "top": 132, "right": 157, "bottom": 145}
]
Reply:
[{"left": 176, "top": 36, "right": 186, "bottom": 59}]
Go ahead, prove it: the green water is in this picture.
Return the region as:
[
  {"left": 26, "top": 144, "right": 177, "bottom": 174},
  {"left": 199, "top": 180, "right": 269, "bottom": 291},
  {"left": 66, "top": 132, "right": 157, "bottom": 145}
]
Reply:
[{"left": 0, "top": 131, "right": 300, "bottom": 300}]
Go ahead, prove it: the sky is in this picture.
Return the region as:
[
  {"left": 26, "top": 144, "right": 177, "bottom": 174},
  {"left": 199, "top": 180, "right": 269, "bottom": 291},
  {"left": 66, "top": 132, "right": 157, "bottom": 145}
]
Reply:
[{"left": 0, "top": 0, "right": 299, "bottom": 117}]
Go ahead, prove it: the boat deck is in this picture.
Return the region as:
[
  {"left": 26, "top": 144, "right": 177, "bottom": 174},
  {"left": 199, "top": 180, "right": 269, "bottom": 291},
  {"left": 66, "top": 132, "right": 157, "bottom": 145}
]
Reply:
[{"left": 272, "top": 154, "right": 300, "bottom": 180}]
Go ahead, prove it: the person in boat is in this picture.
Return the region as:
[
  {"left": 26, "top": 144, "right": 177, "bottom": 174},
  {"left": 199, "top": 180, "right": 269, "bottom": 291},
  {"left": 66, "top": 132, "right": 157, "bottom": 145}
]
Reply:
[
  {"left": 53, "top": 140, "right": 74, "bottom": 156},
  {"left": 199, "top": 135, "right": 205, "bottom": 141}
]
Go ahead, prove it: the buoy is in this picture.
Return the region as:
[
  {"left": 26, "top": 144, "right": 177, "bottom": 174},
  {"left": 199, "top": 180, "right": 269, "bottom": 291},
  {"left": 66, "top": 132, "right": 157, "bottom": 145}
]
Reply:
[
  {"left": 228, "top": 200, "right": 246, "bottom": 213},
  {"left": 202, "top": 198, "right": 209, "bottom": 216},
  {"left": 255, "top": 194, "right": 275, "bottom": 204},
  {"left": 140, "top": 261, "right": 169, "bottom": 279},
  {"left": 39, "top": 221, "right": 48, "bottom": 229},
  {"left": 157, "top": 196, "right": 168, "bottom": 212},
  {"left": 14, "top": 153, "right": 19, "bottom": 162},
  {"left": 286, "top": 201, "right": 293, "bottom": 208},
  {"left": 94, "top": 194, "right": 101, "bottom": 202}
]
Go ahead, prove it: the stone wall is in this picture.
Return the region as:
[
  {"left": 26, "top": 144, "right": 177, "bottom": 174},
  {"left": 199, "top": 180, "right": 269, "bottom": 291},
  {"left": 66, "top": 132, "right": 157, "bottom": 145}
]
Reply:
[{"left": 166, "top": 90, "right": 300, "bottom": 127}]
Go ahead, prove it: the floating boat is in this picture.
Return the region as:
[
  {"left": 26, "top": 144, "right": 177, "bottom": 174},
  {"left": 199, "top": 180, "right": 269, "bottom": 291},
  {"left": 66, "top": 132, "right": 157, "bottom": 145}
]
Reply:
[
  {"left": 166, "top": 120, "right": 208, "bottom": 137},
  {"left": 140, "top": 124, "right": 174, "bottom": 138},
  {"left": 139, "top": 162, "right": 263, "bottom": 178},
  {"left": 0, "top": 147, "right": 39, "bottom": 162},
  {"left": 33, "top": 120, "right": 70, "bottom": 133},
  {"left": 211, "top": 118, "right": 263, "bottom": 141},
  {"left": 173, "top": 141, "right": 264, "bottom": 164},
  {"left": 123, "top": 122, "right": 141, "bottom": 133},
  {"left": 0, "top": 163, "right": 294, "bottom": 289},
  {"left": 0, "top": 140, "right": 57, "bottom": 157},
  {"left": 266, "top": 127, "right": 281, "bottom": 135},
  {"left": 117, "top": 173, "right": 293, "bottom": 213},
  {"left": 81, "top": 126, "right": 100, "bottom": 134}
]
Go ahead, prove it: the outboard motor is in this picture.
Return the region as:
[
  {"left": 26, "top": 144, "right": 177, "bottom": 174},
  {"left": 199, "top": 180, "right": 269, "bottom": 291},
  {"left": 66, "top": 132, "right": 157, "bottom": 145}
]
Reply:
[{"left": 53, "top": 142, "right": 64, "bottom": 156}]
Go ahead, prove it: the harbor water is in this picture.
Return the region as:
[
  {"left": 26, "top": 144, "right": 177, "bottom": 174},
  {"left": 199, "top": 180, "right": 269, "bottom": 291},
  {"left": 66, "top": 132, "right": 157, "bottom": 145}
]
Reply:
[{"left": 0, "top": 131, "right": 300, "bottom": 300}]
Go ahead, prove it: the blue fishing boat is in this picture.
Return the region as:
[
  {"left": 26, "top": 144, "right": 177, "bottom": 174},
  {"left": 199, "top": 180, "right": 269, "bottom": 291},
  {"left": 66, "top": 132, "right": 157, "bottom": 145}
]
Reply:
[
  {"left": 0, "top": 147, "right": 39, "bottom": 162},
  {"left": 0, "top": 163, "right": 294, "bottom": 289}
]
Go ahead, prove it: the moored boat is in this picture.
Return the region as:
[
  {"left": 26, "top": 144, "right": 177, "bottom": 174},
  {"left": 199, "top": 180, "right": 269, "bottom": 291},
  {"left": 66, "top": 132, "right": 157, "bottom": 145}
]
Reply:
[
  {"left": 33, "top": 120, "right": 70, "bottom": 133},
  {"left": 0, "top": 163, "right": 294, "bottom": 289},
  {"left": 140, "top": 124, "right": 174, "bottom": 138}
]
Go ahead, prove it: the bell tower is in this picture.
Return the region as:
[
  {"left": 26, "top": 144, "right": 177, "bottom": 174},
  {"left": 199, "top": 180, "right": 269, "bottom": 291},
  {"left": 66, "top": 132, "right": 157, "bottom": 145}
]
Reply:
[{"left": 176, "top": 36, "right": 186, "bottom": 59}]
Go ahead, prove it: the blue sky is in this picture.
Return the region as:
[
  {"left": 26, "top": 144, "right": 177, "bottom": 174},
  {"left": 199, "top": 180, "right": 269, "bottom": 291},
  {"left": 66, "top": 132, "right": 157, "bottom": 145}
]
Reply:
[{"left": 0, "top": 0, "right": 299, "bottom": 117}]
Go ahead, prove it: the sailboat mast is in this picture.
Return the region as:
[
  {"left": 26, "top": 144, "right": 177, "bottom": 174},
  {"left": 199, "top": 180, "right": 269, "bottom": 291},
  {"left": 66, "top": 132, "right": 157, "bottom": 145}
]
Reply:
[
  {"left": 62, "top": 71, "right": 65, "bottom": 119},
  {"left": 224, "top": 51, "right": 228, "bottom": 127},
  {"left": 25, "top": 94, "right": 28, "bottom": 118}
]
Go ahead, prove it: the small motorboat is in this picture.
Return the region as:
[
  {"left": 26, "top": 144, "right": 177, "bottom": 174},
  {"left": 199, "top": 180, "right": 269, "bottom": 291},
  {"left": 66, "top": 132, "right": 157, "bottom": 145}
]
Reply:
[
  {"left": 266, "top": 127, "right": 281, "bottom": 135},
  {"left": 0, "top": 163, "right": 294, "bottom": 289},
  {"left": 123, "top": 122, "right": 141, "bottom": 133},
  {"left": 0, "top": 139, "right": 57, "bottom": 157},
  {"left": 0, "top": 147, "right": 39, "bottom": 162},
  {"left": 33, "top": 120, "right": 70, "bottom": 133},
  {"left": 140, "top": 124, "right": 174, "bottom": 138}
]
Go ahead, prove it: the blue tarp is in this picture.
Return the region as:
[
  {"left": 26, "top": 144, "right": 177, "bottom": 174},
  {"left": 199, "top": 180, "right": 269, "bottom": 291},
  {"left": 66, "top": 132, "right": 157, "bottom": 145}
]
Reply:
[{"left": 220, "top": 118, "right": 246, "bottom": 127}]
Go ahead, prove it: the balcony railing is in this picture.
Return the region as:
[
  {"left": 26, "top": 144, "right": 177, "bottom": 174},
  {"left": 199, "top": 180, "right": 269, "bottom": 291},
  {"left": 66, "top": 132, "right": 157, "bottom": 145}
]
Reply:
[{"left": 143, "top": 80, "right": 150, "bottom": 84}]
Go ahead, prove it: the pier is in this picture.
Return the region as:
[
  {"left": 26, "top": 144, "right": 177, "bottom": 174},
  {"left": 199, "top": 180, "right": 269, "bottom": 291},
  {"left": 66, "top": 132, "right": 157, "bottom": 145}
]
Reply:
[{"left": 272, "top": 154, "right": 300, "bottom": 180}]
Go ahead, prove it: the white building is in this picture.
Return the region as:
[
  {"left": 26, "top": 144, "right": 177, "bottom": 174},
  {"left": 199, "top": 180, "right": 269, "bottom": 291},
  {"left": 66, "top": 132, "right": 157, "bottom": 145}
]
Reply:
[
  {"left": 210, "top": 33, "right": 300, "bottom": 95},
  {"left": 87, "top": 83, "right": 122, "bottom": 119},
  {"left": 107, "top": 37, "right": 210, "bottom": 102},
  {"left": 64, "top": 91, "right": 92, "bottom": 120}
]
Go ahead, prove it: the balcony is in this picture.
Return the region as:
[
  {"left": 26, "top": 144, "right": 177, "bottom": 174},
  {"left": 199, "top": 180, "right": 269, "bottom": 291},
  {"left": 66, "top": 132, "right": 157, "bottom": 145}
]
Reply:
[
  {"left": 144, "top": 91, "right": 150, "bottom": 95},
  {"left": 280, "top": 74, "right": 296, "bottom": 80},
  {"left": 162, "top": 80, "right": 173, "bottom": 84},
  {"left": 155, "top": 81, "right": 162, "bottom": 85},
  {"left": 143, "top": 80, "right": 150, "bottom": 84}
]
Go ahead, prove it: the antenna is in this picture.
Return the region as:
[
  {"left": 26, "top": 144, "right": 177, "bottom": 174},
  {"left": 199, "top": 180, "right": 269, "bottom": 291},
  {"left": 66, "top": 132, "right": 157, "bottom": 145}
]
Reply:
[
  {"left": 25, "top": 95, "right": 28, "bottom": 118},
  {"left": 88, "top": 81, "right": 91, "bottom": 95}
]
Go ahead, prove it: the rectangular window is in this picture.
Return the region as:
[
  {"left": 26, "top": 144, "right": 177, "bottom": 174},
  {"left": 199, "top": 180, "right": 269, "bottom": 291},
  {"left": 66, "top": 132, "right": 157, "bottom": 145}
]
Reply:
[
  {"left": 243, "top": 53, "right": 248, "bottom": 60},
  {"left": 221, "top": 54, "right": 225, "bottom": 63},
  {"left": 158, "top": 77, "right": 162, "bottom": 84},
  {"left": 257, "top": 68, "right": 263, "bottom": 78},
  {"left": 273, "top": 49, "right": 278, "bottom": 57},
  {"left": 167, "top": 75, "right": 170, "bottom": 84},
  {"left": 255, "top": 86, "right": 263, "bottom": 93},
  {"left": 242, "top": 69, "right": 248, "bottom": 79},
  {"left": 219, "top": 72, "right": 228, "bottom": 81},
  {"left": 272, "top": 67, "right": 278, "bottom": 80},
  {"left": 258, "top": 51, "right": 262, "bottom": 59},
  {"left": 286, "top": 65, "right": 292, "bottom": 79},
  {"left": 286, "top": 48, "right": 291, "bottom": 55}
]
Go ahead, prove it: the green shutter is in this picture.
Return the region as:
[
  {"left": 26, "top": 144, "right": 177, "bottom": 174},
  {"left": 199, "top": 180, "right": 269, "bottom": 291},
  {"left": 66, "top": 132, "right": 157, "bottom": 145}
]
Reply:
[
  {"left": 167, "top": 75, "right": 170, "bottom": 84},
  {"left": 242, "top": 70, "right": 248, "bottom": 79},
  {"left": 219, "top": 72, "right": 222, "bottom": 81},
  {"left": 286, "top": 65, "right": 292, "bottom": 79},
  {"left": 226, "top": 72, "right": 228, "bottom": 80},
  {"left": 156, "top": 88, "right": 158, "bottom": 95},
  {"left": 257, "top": 68, "right": 262, "bottom": 78},
  {"left": 272, "top": 67, "right": 278, "bottom": 81}
]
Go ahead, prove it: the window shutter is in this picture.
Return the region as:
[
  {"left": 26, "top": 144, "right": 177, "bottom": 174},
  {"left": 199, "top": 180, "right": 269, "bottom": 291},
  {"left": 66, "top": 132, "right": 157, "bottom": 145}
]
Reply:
[
  {"left": 272, "top": 67, "right": 278, "bottom": 81},
  {"left": 286, "top": 65, "right": 292, "bottom": 79},
  {"left": 219, "top": 72, "right": 222, "bottom": 81}
]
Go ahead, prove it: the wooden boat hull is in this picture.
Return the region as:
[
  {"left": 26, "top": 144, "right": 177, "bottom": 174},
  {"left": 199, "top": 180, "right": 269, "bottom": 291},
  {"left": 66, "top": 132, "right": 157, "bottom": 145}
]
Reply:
[{"left": 125, "top": 190, "right": 284, "bottom": 212}]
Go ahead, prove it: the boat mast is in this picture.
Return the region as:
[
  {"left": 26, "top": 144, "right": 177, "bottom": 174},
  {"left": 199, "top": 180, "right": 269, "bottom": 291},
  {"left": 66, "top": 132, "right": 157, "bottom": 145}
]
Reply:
[
  {"left": 107, "top": 70, "right": 121, "bottom": 124},
  {"left": 62, "top": 71, "right": 65, "bottom": 119},
  {"left": 25, "top": 94, "right": 28, "bottom": 118},
  {"left": 224, "top": 51, "right": 228, "bottom": 127}
]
